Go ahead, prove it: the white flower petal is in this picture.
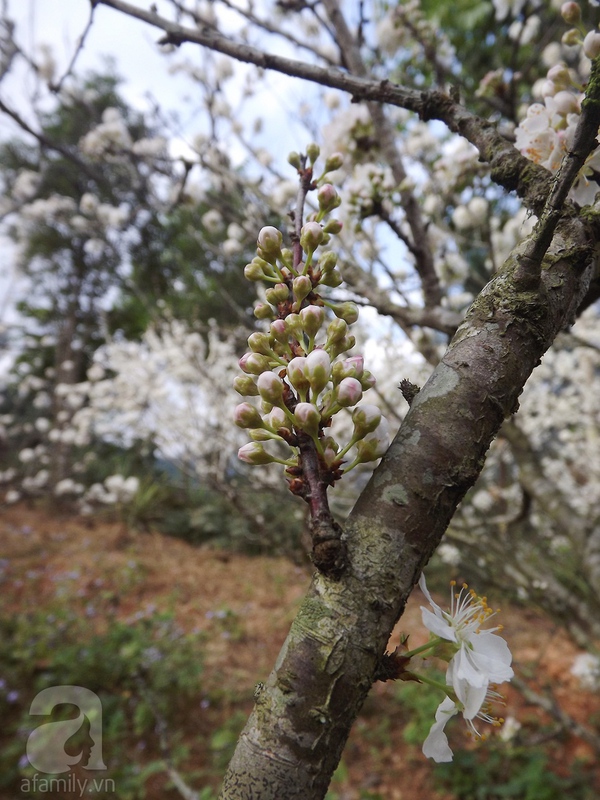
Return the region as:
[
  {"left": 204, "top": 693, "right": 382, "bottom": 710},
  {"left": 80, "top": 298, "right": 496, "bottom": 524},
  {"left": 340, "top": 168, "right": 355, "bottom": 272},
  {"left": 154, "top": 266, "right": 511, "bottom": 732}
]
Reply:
[{"left": 422, "top": 696, "right": 458, "bottom": 762}]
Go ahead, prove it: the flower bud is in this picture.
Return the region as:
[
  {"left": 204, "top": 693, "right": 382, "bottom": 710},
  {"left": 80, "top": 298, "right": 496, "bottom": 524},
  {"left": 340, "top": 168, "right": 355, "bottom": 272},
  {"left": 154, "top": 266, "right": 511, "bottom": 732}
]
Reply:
[
  {"left": 287, "top": 356, "right": 310, "bottom": 393},
  {"left": 323, "top": 219, "right": 343, "bottom": 235},
  {"left": 234, "top": 402, "right": 264, "bottom": 429},
  {"left": 293, "top": 275, "right": 313, "bottom": 304},
  {"left": 583, "top": 30, "right": 600, "bottom": 60},
  {"left": 306, "top": 349, "right": 331, "bottom": 395},
  {"left": 257, "top": 371, "right": 284, "bottom": 404},
  {"left": 319, "top": 268, "right": 343, "bottom": 287},
  {"left": 270, "top": 319, "right": 288, "bottom": 343},
  {"left": 561, "top": 2, "right": 581, "bottom": 25},
  {"left": 234, "top": 375, "right": 259, "bottom": 396},
  {"left": 300, "top": 305, "right": 325, "bottom": 337},
  {"left": 325, "top": 152, "right": 344, "bottom": 172},
  {"left": 326, "top": 318, "right": 348, "bottom": 345},
  {"left": 317, "top": 184, "right": 341, "bottom": 213},
  {"left": 238, "top": 442, "right": 276, "bottom": 465},
  {"left": 248, "top": 331, "right": 273, "bottom": 356},
  {"left": 306, "top": 142, "right": 320, "bottom": 163},
  {"left": 244, "top": 260, "right": 266, "bottom": 281},
  {"left": 333, "top": 355, "right": 364, "bottom": 383},
  {"left": 318, "top": 250, "right": 338, "bottom": 273},
  {"left": 300, "top": 221, "right": 324, "bottom": 254},
  {"left": 355, "top": 419, "right": 390, "bottom": 462},
  {"left": 360, "top": 370, "right": 376, "bottom": 390},
  {"left": 562, "top": 28, "right": 581, "bottom": 46},
  {"left": 265, "top": 283, "right": 290, "bottom": 304},
  {"left": 287, "top": 151, "right": 302, "bottom": 169},
  {"left": 552, "top": 90, "right": 579, "bottom": 115},
  {"left": 294, "top": 402, "right": 321, "bottom": 436},
  {"left": 239, "top": 353, "right": 272, "bottom": 375},
  {"left": 257, "top": 226, "right": 283, "bottom": 259},
  {"left": 264, "top": 407, "right": 290, "bottom": 431},
  {"left": 285, "top": 313, "right": 305, "bottom": 341},
  {"left": 330, "top": 301, "right": 359, "bottom": 324},
  {"left": 546, "top": 63, "right": 571, "bottom": 89},
  {"left": 336, "top": 377, "right": 363, "bottom": 407},
  {"left": 352, "top": 403, "right": 382, "bottom": 437},
  {"left": 254, "top": 302, "right": 275, "bottom": 320},
  {"left": 249, "top": 428, "right": 272, "bottom": 441}
]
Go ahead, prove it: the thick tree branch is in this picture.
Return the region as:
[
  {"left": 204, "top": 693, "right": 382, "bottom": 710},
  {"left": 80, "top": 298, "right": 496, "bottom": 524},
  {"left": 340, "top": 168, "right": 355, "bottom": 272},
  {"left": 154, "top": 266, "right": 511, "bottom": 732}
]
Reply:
[{"left": 221, "top": 214, "right": 596, "bottom": 798}]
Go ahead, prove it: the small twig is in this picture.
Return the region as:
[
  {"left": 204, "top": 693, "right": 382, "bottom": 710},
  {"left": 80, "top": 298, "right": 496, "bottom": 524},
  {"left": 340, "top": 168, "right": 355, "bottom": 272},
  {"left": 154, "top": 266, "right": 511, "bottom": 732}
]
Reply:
[
  {"left": 52, "top": 5, "right": 96, "bottom": 93},
  {"left": 512, "top": 674, "right": 600, "bottom": 754}
]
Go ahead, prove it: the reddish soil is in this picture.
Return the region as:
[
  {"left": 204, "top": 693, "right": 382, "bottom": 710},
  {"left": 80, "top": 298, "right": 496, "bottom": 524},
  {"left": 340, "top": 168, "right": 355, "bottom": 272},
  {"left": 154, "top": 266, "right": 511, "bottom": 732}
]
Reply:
[{"left": 1, "top": 504, "right": 599, "bottom": 799}]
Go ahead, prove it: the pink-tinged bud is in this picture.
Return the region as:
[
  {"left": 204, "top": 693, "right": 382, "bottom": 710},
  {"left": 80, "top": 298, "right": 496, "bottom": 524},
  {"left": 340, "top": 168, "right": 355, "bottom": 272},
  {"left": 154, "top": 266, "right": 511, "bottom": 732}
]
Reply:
[
  {"left": 248, "top": 332, "right": 273, "bottom": 356},
  {"left": 584, "top": 30, "right": 600, "bottom": 60},
  {"left": 234, "top": 402, "right": 264, "bottom": 429},
  {"left": 270, "top": 319, "right": 288, "bottom": 343},
  {"left": 319, "top": 269, "right": 343, "bottom": 288},
  {"left": 317, "top": 184, "right": 341, "bottom": 213},
  {"left": 257, "top": 226, "right": 283, "bottom": 258},
  {"left": 336, "top": 377, "right": 363, "bottom": 407},
  {"left": 331, "top": 301, "right": 359, "bottom": 324},
  {"left": 265, "top": 283, "right": 289, "bottom": 304},
  {"left": 355, "top": 418, "right": 390, "bottom": 462},
  {"left": 254, "top": 302, "right": 275, "bottom": 320},
  {"left": 287, "top": 356, "right": 310, "bottom": 393},
  {"left": 323, "top": 219, "right": 343, "bottom": 235},
  {"left": 300, "top": 221, "right": 324, "bottom": 254},
  {"left": 305, "top": 349, "right": 331, "bottom": 395},
  {"left": 293, "top": 275, "right": 313, "bottom": 304},
  {"left": 360, "top": 370, "right": 376, "bottom": 390},
  {"left": 257, "top": 371, "right": 284, "bottom": 404},
  {"left": 234, "top": 375, "right": 259, "bottom": 396},
  {"left": 561, "top": 2, "right": 581, "bottom": 24},
  {"left": 326, "top": 318, "right": 348, "bottom": 345},
  {"left": 285, "top": 313, "right": 304, "bottom": 340},
  {"left": 239, "top": 352, "right": 271, "bottom": 375},
  {"left": 300, "top": 305, "right": 325, "bottom": 337},
  {"left": 333, "top": 355, "right": 364, "bottom": 383},
  {"left": 238, "top": 442, "right": 276, "bottom": 465},
  {"left": 352, "top": 403, "right": 382, "bottom": 437},
  {"left": 264, "top": 407, "right": 290, "bottom": 431},
  {"left": 306, "top": 142, "right": 320, "bottom": 163},
  {"left": 547, "top": 63, "right": 571, "bottom": 89},
  {"left": 325, "top": 152, "right": 344, "bottom": 172},
  {"left": 294, "top": 402, "right": 321, "bottom": 437},
  {"left": 318, "top": 251, "right": 337, "bottom": 273}
]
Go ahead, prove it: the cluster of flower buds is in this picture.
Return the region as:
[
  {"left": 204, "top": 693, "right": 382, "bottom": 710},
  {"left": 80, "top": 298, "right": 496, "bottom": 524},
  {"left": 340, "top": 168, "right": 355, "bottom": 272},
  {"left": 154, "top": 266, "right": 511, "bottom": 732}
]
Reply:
[{"left": 234, "top": 145, "right": 390, "bottom": 496}]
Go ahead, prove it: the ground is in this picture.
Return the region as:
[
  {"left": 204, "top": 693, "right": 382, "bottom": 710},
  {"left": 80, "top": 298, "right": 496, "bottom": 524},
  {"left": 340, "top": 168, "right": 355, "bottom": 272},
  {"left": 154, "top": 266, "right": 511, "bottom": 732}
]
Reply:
[{"left": 1, "top": 504, "right": 599, "bottom": 799}]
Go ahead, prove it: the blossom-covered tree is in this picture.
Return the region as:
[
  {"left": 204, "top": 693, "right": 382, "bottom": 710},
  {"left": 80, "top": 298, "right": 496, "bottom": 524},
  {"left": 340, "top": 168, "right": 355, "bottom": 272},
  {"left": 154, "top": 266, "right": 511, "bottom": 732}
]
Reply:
[{"left": 3, "top": 0, "right": 600, "bottom": 796}]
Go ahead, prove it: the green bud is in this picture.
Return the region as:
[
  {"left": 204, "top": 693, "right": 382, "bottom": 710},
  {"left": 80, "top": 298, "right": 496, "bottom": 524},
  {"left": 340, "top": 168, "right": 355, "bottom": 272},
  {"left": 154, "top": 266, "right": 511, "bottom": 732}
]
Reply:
[
  {"left": 265, "top": 283, "right": 290, "bottom": 304},
  {"left": 248, "top": 331, "right": 274, "bottom": 356},
  {"left": 293, "top": 275, "right": 313, "bottom": 304},
  {"left": 254, "top": 303, "right": 275, "bottom": 320},
  {"left": 325, "top": 152, "right": 344, "bottom": 172},
  {"left": 330, "top": 301, "right": 359, "bottom": 325},
  {"left": 300, "top": 305, "right": 325, "bottom": 337},
  {"left": 318, "top": 251, "right": 338, "bottom": 273},
  {"left": 244, "top": 261, "right": 265, "bottom": 282},
  {"left": 300, "top": 221, "right": 324, "bottom": 254},
  {"left": 234, "top": 375, "right": 259, "bottom": 396},
  {"left": 306, "top": 142, "right": 320, "bottom": 164},
  {"left": 323, "top": 219, "right": 343, "bottom": 235},
  {"left": 288, "top": 151, "right": 302, "bottom": 169},
  {"left": 319, "top": 269, "right": 343, "bottom": 288},
  {"left": 326, "top": 318, "right": 348, "bottom": 345}
]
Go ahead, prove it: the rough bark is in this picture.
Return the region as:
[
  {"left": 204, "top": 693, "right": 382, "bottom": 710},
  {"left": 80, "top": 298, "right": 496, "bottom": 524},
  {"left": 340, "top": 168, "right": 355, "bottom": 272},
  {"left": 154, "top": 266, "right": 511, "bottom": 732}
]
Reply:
[{"left": 220, "top": 218, "right": 595, "bottom": 798}]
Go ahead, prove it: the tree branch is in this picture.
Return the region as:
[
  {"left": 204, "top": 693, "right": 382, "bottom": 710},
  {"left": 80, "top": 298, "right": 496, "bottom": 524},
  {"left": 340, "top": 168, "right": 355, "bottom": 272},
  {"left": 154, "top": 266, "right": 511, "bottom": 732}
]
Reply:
[{"left": 92, "top": 0, "right": 555, "bottom": 210}]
